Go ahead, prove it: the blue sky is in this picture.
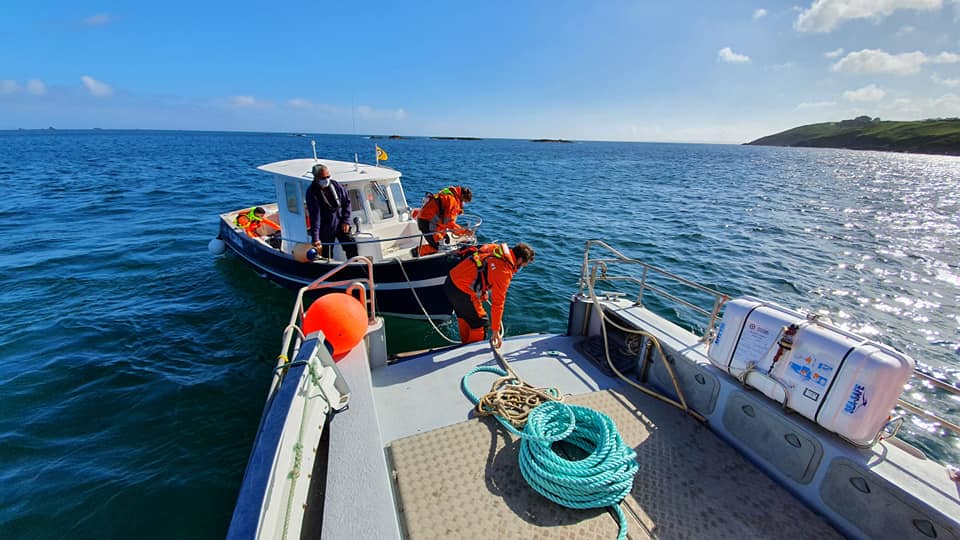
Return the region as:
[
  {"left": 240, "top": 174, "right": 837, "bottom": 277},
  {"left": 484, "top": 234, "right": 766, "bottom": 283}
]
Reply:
[{"left": 2, "top": 1, "right": 959, "bottom": 142}]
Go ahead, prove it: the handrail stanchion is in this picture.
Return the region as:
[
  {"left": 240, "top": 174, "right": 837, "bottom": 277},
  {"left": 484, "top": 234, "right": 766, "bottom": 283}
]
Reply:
[{"left": 578, "top": 239, "right": 960, "bottom": 442}]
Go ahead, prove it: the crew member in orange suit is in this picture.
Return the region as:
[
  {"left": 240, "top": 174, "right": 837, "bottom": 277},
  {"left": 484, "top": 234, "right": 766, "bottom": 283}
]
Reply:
[
  {"left": 415, "top": 186, "right": 472, "bottom": 256},
  {"left": 236, "top": 206, "right": 280, "bottom": 238},
  {"left": 444, "top": 242, "right": 535, "bottom": 347}
]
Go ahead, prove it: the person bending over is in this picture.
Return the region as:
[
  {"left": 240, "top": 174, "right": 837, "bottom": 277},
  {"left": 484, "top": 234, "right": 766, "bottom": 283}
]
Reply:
[{"left": 443, "top": 242, "right": 535, "bottom": 348}]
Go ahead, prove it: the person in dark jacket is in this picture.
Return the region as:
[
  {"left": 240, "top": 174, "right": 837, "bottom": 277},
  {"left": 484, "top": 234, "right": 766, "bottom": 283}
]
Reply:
[{"left": 306, "top": 164, "right": 358, "bottom": 259}]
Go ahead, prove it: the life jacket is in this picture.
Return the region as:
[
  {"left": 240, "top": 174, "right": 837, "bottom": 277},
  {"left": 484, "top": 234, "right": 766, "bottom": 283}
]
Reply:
[
  {"left": 418, "top": 187, "right": 462, "bottom": 229},
  {"left": 456, "top": 242, "right": 516, "bottom": 295},
  {"left": 236, "top": 208, "right": 262, "bottom": 228},
  {"left": 236, "top": 208, "right": 279, "bottom": 237}
]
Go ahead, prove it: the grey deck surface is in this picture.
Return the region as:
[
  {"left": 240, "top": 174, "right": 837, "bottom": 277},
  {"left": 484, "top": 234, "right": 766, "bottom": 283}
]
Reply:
[
  {"left": 372, "top": 334, "right": 620, "bottom": 444},
  {"left": 388, "top": 386, "right": 843, "bottom": 539}
]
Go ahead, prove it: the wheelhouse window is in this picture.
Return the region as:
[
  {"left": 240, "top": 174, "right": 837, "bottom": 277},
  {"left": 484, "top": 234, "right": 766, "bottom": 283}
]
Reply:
[
  {"left": 347, "top": 189, "right": 364, "bottom": 213},
  {"left": 365, "top": 182, "right": 394, "bottom": 221},
  {"left": 389, "top": 182, "right": 409, "bottom": 215},
  {"left": 284, "top": 182, "right": 300, "bottom": 214}
]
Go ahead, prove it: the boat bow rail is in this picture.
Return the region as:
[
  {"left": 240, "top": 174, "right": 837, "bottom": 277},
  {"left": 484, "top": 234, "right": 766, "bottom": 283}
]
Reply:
[{"left": 229, "top": 257, "right": 385, "bottom": 540}]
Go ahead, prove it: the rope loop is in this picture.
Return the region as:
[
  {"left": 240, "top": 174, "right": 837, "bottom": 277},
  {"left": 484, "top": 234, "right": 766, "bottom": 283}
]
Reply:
[{"left": 461, "top": 366, "right": 639, "bottom": 539}]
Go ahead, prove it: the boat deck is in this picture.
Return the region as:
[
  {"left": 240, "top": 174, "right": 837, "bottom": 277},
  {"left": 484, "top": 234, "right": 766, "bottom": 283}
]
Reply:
[{"left": 350, "top": 334, "right": 841, "bottom": 539}]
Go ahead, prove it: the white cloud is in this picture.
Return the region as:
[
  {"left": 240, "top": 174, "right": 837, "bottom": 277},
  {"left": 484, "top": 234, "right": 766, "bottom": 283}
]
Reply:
[
  {"left": 356, "top": 105, "right": 407, "bottom": 121},
  {"left": 288, "top": 98, "right": 312, "bottom": 108},
  {"left": 843, "top": 84, "right": 886, "bottom": 102},
  {"left": 1, "top": 80, "right": 19, "bottom": 94},
  {"left": 831, "top": 49, "right": 960, "bottom": 75},
  {"left": 888, "top": 97, "right": 921, "bottom": 113},
  {"left": 932, "top": 74, "right": 960, "bottom": 87},
  {"left": 718, "top": 47, "right": 751, "bottom": 63},
  {"left": 932, "top": 93, "right": 960, "bottom": 113},
  {"left": 25, "top": 79, "right": 46, "bottom": 95},
  {"left": 796, "top": 100, "right": 837, "bottom": 108},
  {"left": 795, "top": 0, "right": 942, "bottom": 33},
  {"left": 81, "top": 75, "right": 113, "bottom": 97},
  {"left": 83, "top": 13, "right": 113, "bottom": 26},
  {"left": 932, "top": 52, "right": 960, "bottom": 63},
  {"left": 772, "top": 62, "right": 796, "bottom": 71},
  {"left": 753, "top": 8, "right": 768, "bottom": 19},
  {"left": 230, "top": 95, "right": 257, "bottom": 107},
  {"left": 825, "top": 48, "right": 845, "bottom": 58}
]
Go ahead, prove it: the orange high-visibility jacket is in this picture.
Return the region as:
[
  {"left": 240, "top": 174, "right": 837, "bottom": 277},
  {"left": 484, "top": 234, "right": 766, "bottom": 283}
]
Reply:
[
  {"left": 236, "top": 208, "right": 280, "bottom": 238},
  {"left": 448, "top": 243, "right": 518, "bottom": 335},
  {"left": 418, "top": 187, "right": 465, "bottom": 232}
]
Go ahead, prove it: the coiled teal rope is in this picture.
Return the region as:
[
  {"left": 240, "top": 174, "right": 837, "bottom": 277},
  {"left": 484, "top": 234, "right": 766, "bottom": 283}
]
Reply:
[{"left": 462, "top": 366, "right": 639, "bottom": 540}]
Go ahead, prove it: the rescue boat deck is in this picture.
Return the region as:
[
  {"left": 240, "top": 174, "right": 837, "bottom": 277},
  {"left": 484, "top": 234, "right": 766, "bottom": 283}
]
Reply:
[{"left": 319, "top": 332, "right": 842, "bottom": 539}]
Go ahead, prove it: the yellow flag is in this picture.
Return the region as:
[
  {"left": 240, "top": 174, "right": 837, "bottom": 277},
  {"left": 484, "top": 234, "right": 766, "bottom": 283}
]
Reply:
[{"left": 376, "top": 145, "right": 388, "bottom": 162}]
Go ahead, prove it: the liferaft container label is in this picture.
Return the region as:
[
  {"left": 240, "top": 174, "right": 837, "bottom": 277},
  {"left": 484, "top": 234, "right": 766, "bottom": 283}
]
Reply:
[
  {"left": 783, "top": 347, "right": 834, "bottom": 403},
  {"left": 733, "top": 322, "right": 776, "bottom": 370},
  {"left": 844, "top": 383, "right": 868, "bottom": 414}
]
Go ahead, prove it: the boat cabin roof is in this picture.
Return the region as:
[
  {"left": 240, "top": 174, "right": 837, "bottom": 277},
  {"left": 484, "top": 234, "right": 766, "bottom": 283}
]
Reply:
[{"left": 257, "top": 158, "right": 401, "bottom": 184}]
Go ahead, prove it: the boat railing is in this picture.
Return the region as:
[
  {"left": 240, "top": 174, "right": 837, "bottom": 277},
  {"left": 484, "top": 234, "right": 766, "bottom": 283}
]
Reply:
[
  {"left": 272, "top": 256, "right": 377, "bottom": 393},
  {"left": 273, "top": 214, "right": 481, "bottom": 249},
  {"left": 578, "top": 239, "right": 729, "bottom": 343},
  {"left": 579, "top": 239, "right": 960, "bottom": 442},
  {"left": 894, "top": 370, "right": 960, "bottom": 438}
]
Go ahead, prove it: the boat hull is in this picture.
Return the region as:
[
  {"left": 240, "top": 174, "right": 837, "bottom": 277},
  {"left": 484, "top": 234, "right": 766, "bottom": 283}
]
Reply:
[{"left": 218, "top": 220, "right": 455, "bottom": 319}]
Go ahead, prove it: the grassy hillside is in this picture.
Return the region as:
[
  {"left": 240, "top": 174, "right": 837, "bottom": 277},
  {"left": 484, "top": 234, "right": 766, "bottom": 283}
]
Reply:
[{"left": 746, "top": 117, "right": 960, "bottom": 156}]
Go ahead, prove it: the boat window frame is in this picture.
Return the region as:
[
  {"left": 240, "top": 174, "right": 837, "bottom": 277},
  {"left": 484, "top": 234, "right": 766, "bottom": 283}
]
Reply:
[
  {"left": 283, "top": 181, "right": 300, "bottom": 214},
  {"left": 389, "top": 181, "right": 409, "bottom": 216},
  {"left": 347, "top": 188, "right": 364, "bottom": 215},
  {"left": 364, "top": 181, "right": 395, "bottom": 222}
]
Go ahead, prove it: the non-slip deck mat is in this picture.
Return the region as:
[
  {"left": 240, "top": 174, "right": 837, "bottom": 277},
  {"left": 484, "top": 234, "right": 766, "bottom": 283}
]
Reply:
[{"left": 388, "top": 387, "right": 841, "bottom": 539}]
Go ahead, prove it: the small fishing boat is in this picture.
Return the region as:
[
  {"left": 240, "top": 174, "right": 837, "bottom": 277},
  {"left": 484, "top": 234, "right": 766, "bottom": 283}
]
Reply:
[
  {"left": 211, "top": 147, "right": 479, "bottom": 319},
  {"left": 229, "top": 241, "right": 960, "bottom": 539}
]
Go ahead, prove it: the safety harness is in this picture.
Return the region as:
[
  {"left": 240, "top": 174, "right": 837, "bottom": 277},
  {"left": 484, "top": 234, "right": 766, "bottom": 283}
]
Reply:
[
  {"left": 422, "top": 187, "right": 461, "bottom": 227},
  {"left": 459, "top": 243, "right": 514, "bottom": 295}
]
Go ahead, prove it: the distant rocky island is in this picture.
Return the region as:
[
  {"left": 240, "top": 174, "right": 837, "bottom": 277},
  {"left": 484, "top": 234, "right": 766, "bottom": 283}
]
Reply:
[
  {"left": 531, "top": 138, "right": 573, "bottom": 143},
  {"left": 746, "top": 116, "right": 960, "bottom": 156}
]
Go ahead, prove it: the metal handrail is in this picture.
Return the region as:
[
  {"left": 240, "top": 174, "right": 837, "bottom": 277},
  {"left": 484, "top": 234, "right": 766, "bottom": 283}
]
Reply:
[
  {"left": 579, "top": 239, "right": 960, "bottom": 439},
  {"left": 579, "top": 240, "right": 729, "bottom": 341},
  {"left": 898, "top": 371, "right": 960, "bottom": 436},
  {"left": 260, "top": 214, "right": 483, "bottom": 248},
  {"left": 272, "top": 256, "right": 377, "bottom": 393}
]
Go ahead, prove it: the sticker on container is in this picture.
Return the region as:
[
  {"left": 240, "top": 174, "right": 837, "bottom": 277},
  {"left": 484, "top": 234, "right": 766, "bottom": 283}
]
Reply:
[{"left": 844, "top": 384, "right": 868, "bottom": 414}]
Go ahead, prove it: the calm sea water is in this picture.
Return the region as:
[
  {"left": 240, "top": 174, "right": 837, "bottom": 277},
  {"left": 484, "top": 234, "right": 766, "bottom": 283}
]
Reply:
[{"left": 1, "top": 130, "right": 958, "bottom": 538}]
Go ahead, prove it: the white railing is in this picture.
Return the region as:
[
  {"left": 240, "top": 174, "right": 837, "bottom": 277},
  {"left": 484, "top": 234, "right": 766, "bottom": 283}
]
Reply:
[
  {"left": 577, "top": 239, "right": 960, "bottom": 438},
  {"left": 271, "top": 256, "right": 377, "bottom": 394}
]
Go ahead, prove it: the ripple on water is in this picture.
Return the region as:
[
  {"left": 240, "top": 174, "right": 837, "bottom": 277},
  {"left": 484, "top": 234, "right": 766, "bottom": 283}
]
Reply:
[{"left": 1, "top": 132, "right": 959, "bottom": 537}]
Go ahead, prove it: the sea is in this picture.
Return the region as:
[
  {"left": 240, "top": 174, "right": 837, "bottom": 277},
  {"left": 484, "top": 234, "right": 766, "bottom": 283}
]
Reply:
[{"left": 1, "top": 130, "right": 958, "bottom": 538}]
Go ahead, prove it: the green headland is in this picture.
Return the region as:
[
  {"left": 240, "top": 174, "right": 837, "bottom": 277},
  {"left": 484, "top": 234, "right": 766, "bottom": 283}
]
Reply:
[{"left": 746, "top": 116, "right": 960, "bottom": 156}]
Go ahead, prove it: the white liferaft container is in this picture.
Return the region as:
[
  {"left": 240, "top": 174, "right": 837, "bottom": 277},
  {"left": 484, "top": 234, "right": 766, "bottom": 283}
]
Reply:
[{"left": 708, "top": 297, "right": 915, "bottom": 446}]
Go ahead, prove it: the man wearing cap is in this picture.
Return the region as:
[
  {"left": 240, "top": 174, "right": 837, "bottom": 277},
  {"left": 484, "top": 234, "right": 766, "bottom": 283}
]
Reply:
[{"left": 306, "top": 163, "right": 358, "bottom": 259}]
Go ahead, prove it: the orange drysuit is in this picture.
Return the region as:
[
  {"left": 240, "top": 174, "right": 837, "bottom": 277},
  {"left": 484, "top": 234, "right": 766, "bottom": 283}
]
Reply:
[
  {"left": 445, "top": 243, "right": 519, "bottom": 343},
  {"left": 416, "top": 187, "right": 467, "bottom": 255}
]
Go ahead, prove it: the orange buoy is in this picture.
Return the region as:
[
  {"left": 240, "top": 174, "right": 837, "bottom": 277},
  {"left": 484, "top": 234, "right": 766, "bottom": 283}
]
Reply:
[{"left": 302, "top": 293, "right": 368, "bottom": 359}]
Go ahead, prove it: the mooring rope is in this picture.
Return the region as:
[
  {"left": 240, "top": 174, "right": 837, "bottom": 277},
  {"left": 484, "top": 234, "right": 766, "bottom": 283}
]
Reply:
[
  {"left": 461, "top": 349, "right": 639, "bottom": 540},
  {"left": 393, "top": 256, "right": 460, "bottom": 344}
]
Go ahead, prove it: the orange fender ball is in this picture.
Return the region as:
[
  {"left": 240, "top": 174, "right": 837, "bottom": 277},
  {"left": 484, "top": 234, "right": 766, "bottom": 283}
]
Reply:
[{"left": 302, "top": 293, "right": 368, "bottom": 359}]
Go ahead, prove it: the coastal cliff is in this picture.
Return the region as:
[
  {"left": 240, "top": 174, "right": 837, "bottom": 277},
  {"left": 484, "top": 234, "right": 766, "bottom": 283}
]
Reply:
[{"left": 746, "top": 116, "right": 960, "bottom": 156}]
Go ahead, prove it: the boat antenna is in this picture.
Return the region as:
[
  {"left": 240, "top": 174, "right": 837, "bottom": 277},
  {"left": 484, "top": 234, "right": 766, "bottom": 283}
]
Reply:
[
  {"left": 311, "top": 140, "right": 318, "bottom": 163},
  {"left": 354, "top": 152, "right": 359, "bottom": 172}
]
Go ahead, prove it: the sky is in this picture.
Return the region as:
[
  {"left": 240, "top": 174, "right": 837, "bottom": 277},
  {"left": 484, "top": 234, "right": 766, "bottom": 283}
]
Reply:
[{"left": 2, "top": 0, "right": 959, "bottom": 143}]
